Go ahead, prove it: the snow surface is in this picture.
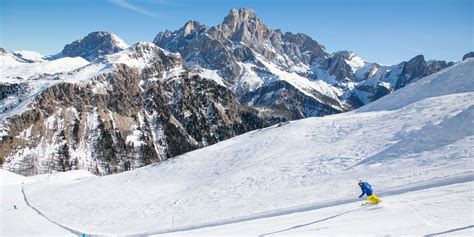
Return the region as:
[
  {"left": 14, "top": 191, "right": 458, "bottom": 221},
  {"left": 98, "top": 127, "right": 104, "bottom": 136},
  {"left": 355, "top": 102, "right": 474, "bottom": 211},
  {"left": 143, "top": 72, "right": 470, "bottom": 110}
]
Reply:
[
  {"left": 344, "top": 52, "right": 366, "bottom": 73},
  {"left": 111, "top": 33, "right": 129, "bottom": 49},
  {"left": 15, "top": 58, "right": 474, "bottom": 235},
  {"left": 0, "top": 53, "right": 89, "bottom": 82},
  {"left": 11, "top": 50, "right": 46, "bottom": 62},
  {"left": 159, "top": 180, "right": 474, "bottom": 236},
  {"left": 193, "top": 67, "right": 226, "bottom": 87},
  {"left": 0, "top": 169, "right": 94, "bottom": 236},
  {"left": 107, "top": 42, "right": 158, "bottom": 70}
]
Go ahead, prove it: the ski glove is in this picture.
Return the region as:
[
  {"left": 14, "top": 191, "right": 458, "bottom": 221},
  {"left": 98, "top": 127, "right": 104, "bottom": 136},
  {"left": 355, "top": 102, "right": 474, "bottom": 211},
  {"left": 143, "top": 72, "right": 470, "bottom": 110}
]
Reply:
[{"left": 358, "top": 194, "right": 363, "bottom": 198}]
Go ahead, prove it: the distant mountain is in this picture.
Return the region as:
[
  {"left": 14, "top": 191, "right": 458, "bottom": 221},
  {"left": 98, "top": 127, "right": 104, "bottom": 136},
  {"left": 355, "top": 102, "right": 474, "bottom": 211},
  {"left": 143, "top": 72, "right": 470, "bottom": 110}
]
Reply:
[
  {"left": 154, "top": 8, "right": 455, "bottom": 119},
  {"left": 61, "top": 31, "right": 129, "bottom": 62}
]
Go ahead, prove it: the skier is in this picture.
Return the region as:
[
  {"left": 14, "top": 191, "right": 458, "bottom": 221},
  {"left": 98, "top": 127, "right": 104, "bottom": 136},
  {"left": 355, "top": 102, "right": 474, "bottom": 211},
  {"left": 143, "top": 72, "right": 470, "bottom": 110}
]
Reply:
[
  {"left": 358, "top": 180, "right": 382, "bottom": 204},
  {"left": 13, "top": 204, "right": 17, "bottom": 209}
]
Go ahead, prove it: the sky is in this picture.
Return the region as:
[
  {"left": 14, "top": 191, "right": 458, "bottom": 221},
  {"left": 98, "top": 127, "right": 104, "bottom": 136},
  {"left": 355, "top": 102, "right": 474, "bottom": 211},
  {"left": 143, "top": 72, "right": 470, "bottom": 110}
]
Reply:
[{"left": 0, "top": 0, "right": 472, "bottom": 64}]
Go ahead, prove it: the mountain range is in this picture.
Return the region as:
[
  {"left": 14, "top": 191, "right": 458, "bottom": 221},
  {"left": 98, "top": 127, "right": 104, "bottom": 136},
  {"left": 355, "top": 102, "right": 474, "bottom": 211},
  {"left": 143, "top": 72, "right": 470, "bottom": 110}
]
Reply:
[{"left": 0, "top": 8, "right": 471, "bottom": 176}]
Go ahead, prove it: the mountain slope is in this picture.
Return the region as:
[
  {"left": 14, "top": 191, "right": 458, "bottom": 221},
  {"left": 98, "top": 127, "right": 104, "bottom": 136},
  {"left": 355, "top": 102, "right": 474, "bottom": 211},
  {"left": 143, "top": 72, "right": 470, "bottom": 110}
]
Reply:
[
  {"left": 1, "top": 42, "right": 265, "bottom": 175},
  {"left": 23, "top": 58, "right": 474, "bottom": 234}
]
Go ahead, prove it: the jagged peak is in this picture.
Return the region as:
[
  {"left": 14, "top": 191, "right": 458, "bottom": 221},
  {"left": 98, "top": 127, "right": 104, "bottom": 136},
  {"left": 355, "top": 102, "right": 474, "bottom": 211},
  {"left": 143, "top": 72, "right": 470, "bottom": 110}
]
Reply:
[
  {"left": 397, "top": 54, "right": 425, "bottom": 67},
  {"left": 180, "top": 20, "right": 207, "bottom": 37},
  {"left": 227, "top": 8, "right": 257, "bottom": 19},
  {"left": 222, "top": 8, "right": 262, "bottom": 27},
  {"left": 408, "top": 54, "right": 425, "bottom": 63}
]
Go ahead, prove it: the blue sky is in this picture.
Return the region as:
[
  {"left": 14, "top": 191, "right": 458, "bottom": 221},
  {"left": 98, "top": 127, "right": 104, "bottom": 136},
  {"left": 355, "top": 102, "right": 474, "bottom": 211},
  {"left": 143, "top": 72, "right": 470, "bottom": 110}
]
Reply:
[{"left": 1, "top": 0, "right": 472, "bottom": 64}]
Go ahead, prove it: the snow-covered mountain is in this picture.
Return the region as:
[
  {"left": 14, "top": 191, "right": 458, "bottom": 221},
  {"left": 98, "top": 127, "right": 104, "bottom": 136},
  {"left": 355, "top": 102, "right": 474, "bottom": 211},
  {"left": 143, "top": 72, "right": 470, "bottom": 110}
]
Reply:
[
  {"left": 16, "top": 57, "right": 473, "bottom": 235},
  {"left": 154, "top": 8, "right": 455, "bottom": 119},
  {"left": 0, "top": 8, "right": 466, "bottom": 176},
  {"left": 1, "top": 41, "right": 264, "bottom": 175}
]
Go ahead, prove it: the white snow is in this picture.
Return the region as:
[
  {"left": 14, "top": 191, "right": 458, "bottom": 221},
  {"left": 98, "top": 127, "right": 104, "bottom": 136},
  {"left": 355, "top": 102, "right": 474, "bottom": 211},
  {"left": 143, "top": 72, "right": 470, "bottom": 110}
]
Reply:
[
  {"left": 236, "top": 61, "right": 264, "bottom": 92},
  {"left": 12, "top": 50, "right": 45, "bottom": 62},
  {"left": 106, "top": 42, "right": 158, "bottom": 70},
  {"left": 0, "top": 169, "right": 29, "bottom": 185},
  {"left": 1, "top": 169, "right": 94, "bottom": 236},
  {"left": 193, "top": 67, "right": 226, "bottom": 86},
  {"left": 311, "top": 62, "right": 337, "bottom": 85},
  {"left": 160, "top": 180, "right": 474, "bottom": 236},
  {"left": 110, "top": 33, "right": 129, "bottom": 49},
  {"left": 344, "top": 52, "right": 366, "bottom": 73},
  {"left": 13, "top": 58, "right": 474, "bottom": 235},
  {"left": 0, "top": 54, "right": 89, "bottom": 82}
]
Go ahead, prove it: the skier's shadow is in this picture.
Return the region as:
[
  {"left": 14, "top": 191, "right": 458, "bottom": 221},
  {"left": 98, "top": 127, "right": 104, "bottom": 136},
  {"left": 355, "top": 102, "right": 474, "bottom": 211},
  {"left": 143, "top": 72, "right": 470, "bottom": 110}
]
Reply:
[{"left": 259, "top": 207, "right": 362, "bottom": 236}]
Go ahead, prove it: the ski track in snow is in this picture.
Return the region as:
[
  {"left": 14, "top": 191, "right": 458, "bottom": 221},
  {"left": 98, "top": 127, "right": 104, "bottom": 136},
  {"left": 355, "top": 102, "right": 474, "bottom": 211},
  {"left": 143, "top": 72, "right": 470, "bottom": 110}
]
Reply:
[
  {"left": 144, "top": 174, "right": 474, "bottom": 236},
  {"left": 0, "top": 169, "right": 80, "bottom": 236},
  {"left": 2, "top": 170, "right": 472, "bottom": 236}
]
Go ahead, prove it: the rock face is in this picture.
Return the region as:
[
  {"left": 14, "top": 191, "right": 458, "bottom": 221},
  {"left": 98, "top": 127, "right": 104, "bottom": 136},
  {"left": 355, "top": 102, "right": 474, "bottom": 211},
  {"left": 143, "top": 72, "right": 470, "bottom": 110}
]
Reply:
[
  {"left": 153, "top": 8, "right": 454, "bottom": 120},
  {"left": 154, "top": 8, "right": 344, "bottom": 120},
  {"left": 61, "top": 31, "right": 129, "bottom": 61},
  {"left": 1, "top": 43, "right": 265, "bottom": 175}
]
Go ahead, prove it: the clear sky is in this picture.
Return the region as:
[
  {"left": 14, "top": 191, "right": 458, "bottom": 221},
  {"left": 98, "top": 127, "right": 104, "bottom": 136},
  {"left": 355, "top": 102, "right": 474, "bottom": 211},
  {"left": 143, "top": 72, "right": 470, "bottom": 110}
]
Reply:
[{"left": 0, "top": 0, "right": 472, "bottom": 64}]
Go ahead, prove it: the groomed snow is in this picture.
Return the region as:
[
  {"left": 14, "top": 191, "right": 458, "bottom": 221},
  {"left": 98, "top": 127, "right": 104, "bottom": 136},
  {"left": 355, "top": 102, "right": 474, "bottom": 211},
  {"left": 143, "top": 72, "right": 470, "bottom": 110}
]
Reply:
[
  {"left": 1, "top": 169, "right": 94, "bottom": 236},
  {"left": 18, "top": 58, "right": 474, "bottom": 235},
  {"left": 159, "top": 180, "right": 474, "bottom": 236}
]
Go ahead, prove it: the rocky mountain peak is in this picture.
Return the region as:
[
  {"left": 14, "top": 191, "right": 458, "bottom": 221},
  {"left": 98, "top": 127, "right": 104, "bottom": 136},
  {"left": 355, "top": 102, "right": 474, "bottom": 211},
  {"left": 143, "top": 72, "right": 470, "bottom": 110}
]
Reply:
[
  {"left": 61, "top": 31, "right": 129, "bottom": 61},
  {"left": 223, "top": 8, "right": 258, "bottom": 25},
  {"left": 407, "top": 54, "right": 425, "bottom": 65},
  {"left": 180, "top": 20, "right": 207, "bottom": 37},
  {"left": 218, "top": 8, "right": 271, "bottom": 44},
  {"left": 403, "top": 54, "right": 427, "bottom": 75}
]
